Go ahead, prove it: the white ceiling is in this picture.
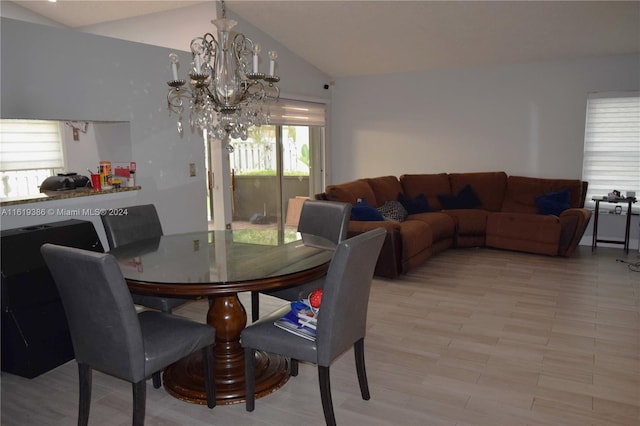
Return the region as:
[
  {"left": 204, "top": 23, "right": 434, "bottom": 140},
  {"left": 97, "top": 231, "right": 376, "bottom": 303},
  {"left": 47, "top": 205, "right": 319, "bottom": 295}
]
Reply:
[
  {"left": 8, "top": 1, "right": 640, "bottom": 78},
  {"left": 10, "top": 1, "right": 207, "bottom": 27}
]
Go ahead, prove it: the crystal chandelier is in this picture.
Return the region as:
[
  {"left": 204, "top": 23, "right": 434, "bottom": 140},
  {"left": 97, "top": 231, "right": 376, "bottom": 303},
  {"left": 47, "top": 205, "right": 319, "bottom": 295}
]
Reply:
[{"left": 166, "top": 0, "right": 280, "bottom": 141}]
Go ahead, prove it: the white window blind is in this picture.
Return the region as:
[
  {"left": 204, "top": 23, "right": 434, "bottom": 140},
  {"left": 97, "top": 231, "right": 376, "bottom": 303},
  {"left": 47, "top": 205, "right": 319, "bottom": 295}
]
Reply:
[
  {"left": 0, "top": 119, "right": 64, "bottom": 171},
  {"left": 581, "top": 92, "right": 640, "bottom": 208},
  {"left": 268, "top": 98, "right": 326, "bottom": 126}
]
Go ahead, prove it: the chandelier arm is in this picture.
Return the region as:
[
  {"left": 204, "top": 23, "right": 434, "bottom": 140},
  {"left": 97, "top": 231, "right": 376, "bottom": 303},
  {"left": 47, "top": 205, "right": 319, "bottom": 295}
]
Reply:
[
  {"left": 191, "top": 33, "right": 216, "bottom": 51},
  {"left": 270, "top": 84, "right": 280, "bottom": 102},
  {"left": 167, "top": 87, "right": 188, "bottom": 113},
  {"left": 232, "top": 33, "right": 252, "bottom": 76}
]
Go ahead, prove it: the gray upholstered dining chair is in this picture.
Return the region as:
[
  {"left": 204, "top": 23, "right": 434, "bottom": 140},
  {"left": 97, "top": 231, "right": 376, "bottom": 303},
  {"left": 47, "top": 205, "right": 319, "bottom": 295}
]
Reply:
[
  {"left": 41, "top": 243, "right": 216, "bottom": 426},
  {"left": 251, "top": 200, "right": 352, "bottom": 322},
  {"left": 241, "top": 227, "right": 385, "bottom": 426},
  {"left": 101, "top": 204, "right": 191, "bottom": 315}
]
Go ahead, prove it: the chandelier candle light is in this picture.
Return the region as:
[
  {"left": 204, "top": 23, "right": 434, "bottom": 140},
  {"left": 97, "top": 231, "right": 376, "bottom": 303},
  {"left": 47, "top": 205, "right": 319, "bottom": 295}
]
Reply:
[{"left": 166, "top": 0, "right": 280, "bottom": 141}]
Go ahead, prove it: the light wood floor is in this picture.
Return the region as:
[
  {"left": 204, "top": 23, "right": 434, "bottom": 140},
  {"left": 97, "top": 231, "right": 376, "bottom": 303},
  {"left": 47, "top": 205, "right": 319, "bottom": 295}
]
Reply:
[{"left": 2, "top": 245, "right": 639, "bottom": 426}]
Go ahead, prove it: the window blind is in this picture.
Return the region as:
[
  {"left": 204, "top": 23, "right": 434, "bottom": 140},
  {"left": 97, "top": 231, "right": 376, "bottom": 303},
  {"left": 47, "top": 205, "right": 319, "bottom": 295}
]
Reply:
[
  {"left": 268, "top": 98, "right": 326, "bottom": 126},
  {"left": 581, "top": 92, "right": 640, "bottom": 207},
  {"left": 0, "top": 119, "right": 64, "bottom": 171}
]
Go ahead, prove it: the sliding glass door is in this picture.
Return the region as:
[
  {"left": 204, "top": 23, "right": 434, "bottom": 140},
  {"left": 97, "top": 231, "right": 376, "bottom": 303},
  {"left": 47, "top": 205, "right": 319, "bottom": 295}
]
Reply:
[
  {"left": 228, "top": 124, "right": 324, "bottom": 230},
  {"left": 206, "top": 99, "right": 326, "bottom": 231}
]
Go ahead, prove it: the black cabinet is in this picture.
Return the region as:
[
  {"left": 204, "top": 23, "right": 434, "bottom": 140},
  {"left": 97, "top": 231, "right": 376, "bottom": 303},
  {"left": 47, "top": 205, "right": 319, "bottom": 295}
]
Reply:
[{"left": 1, "top": 219, "right": 103, "bottom": 378}]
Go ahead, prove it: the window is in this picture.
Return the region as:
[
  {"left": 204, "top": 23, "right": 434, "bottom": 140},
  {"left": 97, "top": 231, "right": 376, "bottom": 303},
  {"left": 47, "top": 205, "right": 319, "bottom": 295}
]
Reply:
[
  {"left": 0, "top": 119, "right": 65, "bottom": 199},
  {"left": 581, "top": 92, "right": 640, "bottom": 211},
  {"left": 205, "top": 98, "right": 327, "bottom": 227}
]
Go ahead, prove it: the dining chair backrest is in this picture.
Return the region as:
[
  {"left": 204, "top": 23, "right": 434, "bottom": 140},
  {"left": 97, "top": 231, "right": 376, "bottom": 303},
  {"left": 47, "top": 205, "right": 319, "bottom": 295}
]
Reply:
[
  {"left": 100, "top": 203, "right": 190, "bottom": 316},
  {"left": 101, "top": 204, "right": 163, "bottom": 249},
  {"left": 315, "top": 227, "right": 385, "bottom": 366},
  {"left": 40, "top": 243, "right": 146, "bottom": 383},
  {"left": 297, "top": 200, "right": 352, "bottom": 244}
]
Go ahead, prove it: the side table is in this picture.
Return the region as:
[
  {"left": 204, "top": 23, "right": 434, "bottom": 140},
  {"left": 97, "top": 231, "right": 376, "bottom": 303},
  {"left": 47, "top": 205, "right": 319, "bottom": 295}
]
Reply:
[{"left": 591, "top": 197, "right": 636, "bottom": 253}]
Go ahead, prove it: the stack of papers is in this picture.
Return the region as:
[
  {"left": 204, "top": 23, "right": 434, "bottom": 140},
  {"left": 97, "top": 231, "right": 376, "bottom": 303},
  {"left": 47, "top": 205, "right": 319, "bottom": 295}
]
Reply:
[{"left": 274, "top": 301, "right": 318, "bottom": 341}]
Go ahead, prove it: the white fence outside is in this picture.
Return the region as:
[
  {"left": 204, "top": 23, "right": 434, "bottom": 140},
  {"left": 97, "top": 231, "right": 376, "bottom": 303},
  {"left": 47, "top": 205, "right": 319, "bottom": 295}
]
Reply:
[
  {"left": 230, "top": 132, "right": 310, "bottom": 175},
  {"left": 0, "top": 169, "right": 57, "bottom": 199}
]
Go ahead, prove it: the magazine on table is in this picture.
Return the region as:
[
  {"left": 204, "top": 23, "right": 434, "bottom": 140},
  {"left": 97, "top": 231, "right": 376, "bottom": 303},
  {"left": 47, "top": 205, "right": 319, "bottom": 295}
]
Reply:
[{"left": 274, "top": 300, "right": 317, "bottom": 341}]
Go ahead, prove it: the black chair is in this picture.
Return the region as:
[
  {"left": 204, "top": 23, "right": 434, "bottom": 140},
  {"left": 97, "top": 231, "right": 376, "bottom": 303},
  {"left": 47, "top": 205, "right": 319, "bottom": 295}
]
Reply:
[
  {"left": 241, "top": 227, "right": 385, "bottom": 426},
  {"left": 101, "top": 204, "right": 191, "bottom": 314},
  {"left": 41, "top": 243, "right": 216, "bottom": 426},
  {"left": 251, "top": 200, "right": 352, "bottom": 321}
]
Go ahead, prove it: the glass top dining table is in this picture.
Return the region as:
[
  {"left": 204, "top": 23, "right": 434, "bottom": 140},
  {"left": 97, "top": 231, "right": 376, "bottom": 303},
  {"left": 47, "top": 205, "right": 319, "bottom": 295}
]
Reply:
[{"left": 109, "top": 229, "right": 335, "bottom": 405}]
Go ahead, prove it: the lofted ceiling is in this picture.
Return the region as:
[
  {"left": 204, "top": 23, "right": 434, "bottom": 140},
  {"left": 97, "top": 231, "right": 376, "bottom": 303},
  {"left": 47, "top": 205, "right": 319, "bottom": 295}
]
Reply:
[
  {"left": 8, "top": 1, "right": 640, "bottom": 78},
  {"left": 10, "top": 1, "right": 207, "bottom": 27}
]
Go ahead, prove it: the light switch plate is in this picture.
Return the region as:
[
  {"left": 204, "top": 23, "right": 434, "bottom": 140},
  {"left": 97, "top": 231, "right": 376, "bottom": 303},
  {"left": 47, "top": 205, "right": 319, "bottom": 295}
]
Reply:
[{"left": 189, "top": 163, "right": 196, "bottom": 177}]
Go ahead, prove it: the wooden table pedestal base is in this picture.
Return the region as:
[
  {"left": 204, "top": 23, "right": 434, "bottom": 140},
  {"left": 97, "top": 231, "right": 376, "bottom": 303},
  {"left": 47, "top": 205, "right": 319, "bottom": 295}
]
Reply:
[
  {"left": 162, "top": 294, "right": 291, "bottom": 405},
  {"left": 163, "top": 350, "right": 290, "bottom": 405}
]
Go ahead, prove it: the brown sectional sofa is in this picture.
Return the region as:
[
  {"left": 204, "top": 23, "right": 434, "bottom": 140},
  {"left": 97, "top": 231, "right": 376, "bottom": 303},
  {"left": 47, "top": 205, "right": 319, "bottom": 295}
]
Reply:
[{"left": 320, "top": 172, "right": 592, "bottom": 278}]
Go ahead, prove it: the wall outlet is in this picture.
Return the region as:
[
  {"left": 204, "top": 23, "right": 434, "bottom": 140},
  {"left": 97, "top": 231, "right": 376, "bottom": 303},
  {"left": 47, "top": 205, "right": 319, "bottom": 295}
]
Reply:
[{"left": 189, "top": 163, "right": 196, "bottom": 177}]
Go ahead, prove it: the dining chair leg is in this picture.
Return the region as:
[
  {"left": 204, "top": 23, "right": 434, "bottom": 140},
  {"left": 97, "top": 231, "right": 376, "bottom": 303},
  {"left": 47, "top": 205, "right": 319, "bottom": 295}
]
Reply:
[
  {"left": 318, "top": 366, "right": 336, "bottom": 426},
  {"left": 354, "top": 338, "right": 370, "bottom": 400},
  {"left": 202, "top": 345, "right": 216, "bottom": 408},
  {"left": 151, "top": 371, "right": 161, "bottom": 389},
  {"left": 132, "top": 381, "right": 146, "bottom": 426},
  {"left": 77, "top": 363, "right": 92, "bottom": 426},
  {"left": 251, "top": 291, "right": 259, "bottom": 322},
  {"left": 244, "top": 347, "right": 256, "bottom": 412},
  {"left": 290, "top": 359, "right": 299, "bottom": 377}
]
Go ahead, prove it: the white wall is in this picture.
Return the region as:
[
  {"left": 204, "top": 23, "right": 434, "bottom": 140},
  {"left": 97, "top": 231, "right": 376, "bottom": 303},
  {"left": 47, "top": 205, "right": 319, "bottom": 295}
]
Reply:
[
  {"left": 329, "top": 54, "right": 639, "bottom": 183},
  {"left": 61, "top": 121, "right": 131, "bottom": 176}
]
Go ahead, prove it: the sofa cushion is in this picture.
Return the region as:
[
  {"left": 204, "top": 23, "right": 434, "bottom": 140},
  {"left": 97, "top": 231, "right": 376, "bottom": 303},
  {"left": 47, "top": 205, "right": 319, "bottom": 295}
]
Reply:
[
  {"left": 449, "top": 172, "right": 508, "bottom": 212},
  {"left": 408, "top": 212, "right": 455, "bottom": 242},
  {"left": 365, "top": 176, "right": 403, "bottom": 207},
  {"left": 351, "top": 199, "right": 385, "bottom": 221},
  {"left": 502, "top": 176, "right": 584, "bottom": 213},
  {"left": 398, "top": 193, "right": 433, "bottom": 214},
  {"left": 438, "top": 184, "right": 482, "bottom": 209},
  {"left": 535, "top": 188, "right": 571, "bottom": 216},
  {"left": 443, "top": 209, "right": 489, "bottom": 236},
  {"left": 486, "top": 212, "right": 561, "bottom": 256},
  {"left": 399, "top": 173, "right": 451, "bottom": 211},
  {"left": 326, "top": 179, "right": 377, "bottom": 205},
  {"left": 377, "top": 200, "right": 408, "bottom": 222}
]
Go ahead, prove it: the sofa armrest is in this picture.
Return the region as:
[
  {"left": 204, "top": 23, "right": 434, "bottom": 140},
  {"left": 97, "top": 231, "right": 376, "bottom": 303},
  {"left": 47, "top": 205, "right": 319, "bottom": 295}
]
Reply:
[
  {"left": 347, "top": 221, "right": 402, "bottom": 278},
  {"left": 558, "top": 208, "right": 592, "bottom": 256}
]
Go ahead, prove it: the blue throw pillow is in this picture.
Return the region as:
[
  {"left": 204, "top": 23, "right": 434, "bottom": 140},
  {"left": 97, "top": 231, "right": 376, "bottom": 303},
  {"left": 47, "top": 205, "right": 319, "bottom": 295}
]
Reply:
[
  {"left": 351, "top": 199, "right": 385, "bottom": 221},
  {"left": 438, "top": 184, "right": 482, "bottom": 210},
  {"left": 398, "top": 193, "right": 433, "bottom": 215},
  {"left": 536, "top": 188, "right": 571, "bottom": 216}
]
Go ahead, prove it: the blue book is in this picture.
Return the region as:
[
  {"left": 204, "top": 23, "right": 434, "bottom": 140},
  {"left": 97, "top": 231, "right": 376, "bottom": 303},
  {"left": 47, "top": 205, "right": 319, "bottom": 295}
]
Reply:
[{"left": 274, "top": 301, "right": 317, "bottom": 341}]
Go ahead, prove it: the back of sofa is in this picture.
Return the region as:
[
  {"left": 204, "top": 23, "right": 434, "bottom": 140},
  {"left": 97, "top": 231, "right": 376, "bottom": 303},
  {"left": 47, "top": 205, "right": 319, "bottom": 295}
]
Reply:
[
  {"left": 326, "top": 173, "right": 588, "bottom": 216},
  {"left": 325, "top": 175, "right": 405, "bottom": 208},
  {"left": 398, "top": 173, "right": 450, "bottom": 211},
  {"left": 325, "top": 179, "right": 377, "bottom": 205},
  {"left": 400, "top": 172, "right": 508, "bottom": 212},
  {"left": 501, "top": 176, "right": 585, "bottom": 214},
  {"left": 448, "top": 172, "right": 508, "bottom": 212},
  {"left": 364, "top": 176, "right": 403, "bottom": 207}
]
